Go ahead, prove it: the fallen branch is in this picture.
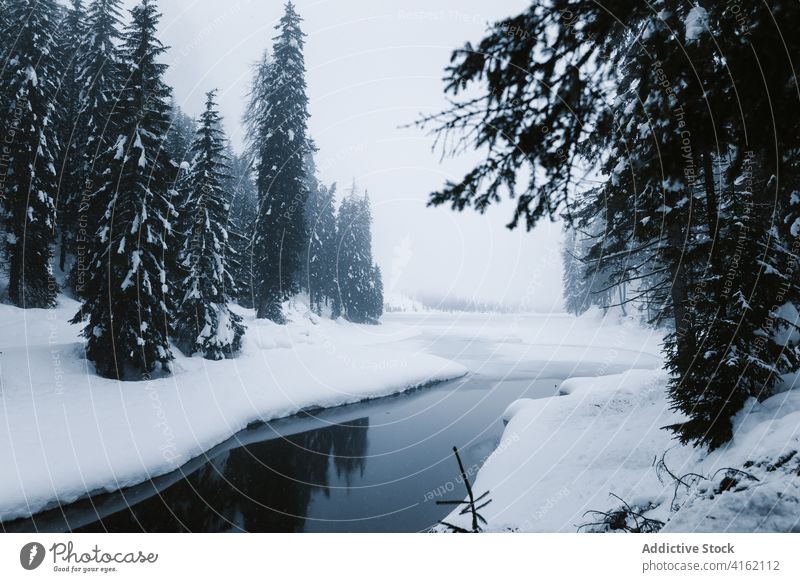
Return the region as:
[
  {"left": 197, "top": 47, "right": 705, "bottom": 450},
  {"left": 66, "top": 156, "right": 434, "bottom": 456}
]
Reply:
[{"left": 435, "top": 446, "right": 491, "bottom": 533}]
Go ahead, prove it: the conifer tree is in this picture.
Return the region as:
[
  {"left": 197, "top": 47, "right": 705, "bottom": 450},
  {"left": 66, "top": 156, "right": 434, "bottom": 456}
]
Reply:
[
  {"left": 165, "top": 101, "right": 197, "bottom": 177},
  {"left": 365, "top": 263, "right": 384, "bottom": 322},
  {"left": 420, "top": 0, "right": 800, "bottom": 449},
  {"left": 72, "top": 0, "right": 176, "bottom": 379},
  {"left": 0, "top": 1, "right": 8, "bottom": 57},
  {"left": 336, "top": 185, "right": 382, "bottom": 323},
  {"left": 0, "top": 0, "right": 61, "bottom": 308},
  {"left": 247, "top": 2, "right": 311, "bottom": 322},
  {"left": 54, "top": 0, "right": 88, "bottom": 273},
  {"left": 666, "top": 160, "right": 800, "bottom": 448},
  {"left": 562, "top": 229, "right": 591, "bottom": 316},
  {"left": 173, "top": 90, "right": 245, "bottom": 359},
  {"left": 304, "top": 170, "right": 338, "bottom": 315},
  {"left": 67, "top": 0, "right": 125, "bottom": 296},
  {"left": 162, "top": 102, "right": 196, "bottom": 312},
  {"left": 226, "top": 149, "right": 258, "bottom": 308}
]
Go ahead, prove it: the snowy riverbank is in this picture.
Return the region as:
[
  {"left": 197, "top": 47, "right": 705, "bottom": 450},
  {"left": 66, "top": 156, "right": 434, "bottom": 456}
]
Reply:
[
  {"left": 0, "top": 296, "right": 466, "bottom": 522},
  {"left": 441, "top": 313, "right": 800, "bottom": 533}
]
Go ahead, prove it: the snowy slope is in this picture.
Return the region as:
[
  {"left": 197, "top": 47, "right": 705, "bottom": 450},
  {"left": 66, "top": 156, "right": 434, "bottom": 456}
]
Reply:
[
  {"left": 0, "top": 297, "right": 466, "bottom": 522},
  {"left": 661, "top": 388, "right": 800, "bottom": 532},
  {"left": 439, "top": 311, "right": 800, "bottom": 533},
  {"left": 440, "top": 368, "right": 688, "bottom": 532}
]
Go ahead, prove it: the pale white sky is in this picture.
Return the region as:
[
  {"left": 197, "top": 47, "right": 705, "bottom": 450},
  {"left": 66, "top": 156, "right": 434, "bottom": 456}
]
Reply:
[{"left": 118, "top": 0, "right": 564, "bottom": 311}]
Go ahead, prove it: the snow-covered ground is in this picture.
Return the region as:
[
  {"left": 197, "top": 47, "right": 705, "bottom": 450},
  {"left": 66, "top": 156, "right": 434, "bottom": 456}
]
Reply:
[
  {"left": 4, "top": 298, "right": 798, "bottom": 532},
  {"left": 440, "top": 311, "right": 800, "bottom": 533},
  {"left": 0, "top": 296, "right": 466, "bottom": 522},
  {"left": 384, "top": 292, "right": 427, "bottom": 313}
]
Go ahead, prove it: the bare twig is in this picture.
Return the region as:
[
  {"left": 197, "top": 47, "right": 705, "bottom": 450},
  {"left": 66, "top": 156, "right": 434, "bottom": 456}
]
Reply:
[{"left": 435, "top": 446, "right": 491, "bottom": 533}]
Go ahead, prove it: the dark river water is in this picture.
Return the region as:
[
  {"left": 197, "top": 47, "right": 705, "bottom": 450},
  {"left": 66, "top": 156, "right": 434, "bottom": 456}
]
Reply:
[
  {"left": 4, "top": 314, "right": 634, "bottom": 533},
  {"left": 4, "top": 374, "right": 561, "bottom": 533}
]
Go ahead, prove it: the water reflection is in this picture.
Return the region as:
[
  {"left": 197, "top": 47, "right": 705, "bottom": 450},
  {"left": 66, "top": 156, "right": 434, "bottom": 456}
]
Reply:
[
  {"left": 8, "top": 417, "right": 370, "bottom": 533},
  {"left": 4, "top": 371, "right": 569, "bottom": 533}
]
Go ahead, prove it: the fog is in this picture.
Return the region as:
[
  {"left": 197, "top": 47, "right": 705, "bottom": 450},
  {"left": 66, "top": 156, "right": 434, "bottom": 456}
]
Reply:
[{"left": 120, "top": 0, "right": 564, "bottom": 311}]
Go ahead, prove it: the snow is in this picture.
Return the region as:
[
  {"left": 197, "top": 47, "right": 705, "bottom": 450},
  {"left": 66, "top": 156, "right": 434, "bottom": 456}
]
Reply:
[
  {"left": 134, "top": 132, "right": 146, "bottom": 168},
  {"left": 25, "top": 65, "right": 38, "bottom": 87},
  {"left": 113, "top": 135, "right": 126, "bottom": 160},
  {"left": 661, "top": 390, "right": 800, "bottom": 532},
  {"left": 790, "top": 216, "right": 800, "bottom": 238},
  {"left": 440, "top": 366, "right": 684, "bottom": 532},
  {"left": 384, "top": 292, "right": 427, "bottom": 313},
  {"left": 684, "top": 6, "right": 709, "bottom": 44},
  {"left": 439, "top": 310, "right": 800, "bottom": 533},
  {"left": 4, "top": 294, "right": 797, "bottom": 531},
  {"left": 0, "top": 297, "right": 466, "bottom": 522}
]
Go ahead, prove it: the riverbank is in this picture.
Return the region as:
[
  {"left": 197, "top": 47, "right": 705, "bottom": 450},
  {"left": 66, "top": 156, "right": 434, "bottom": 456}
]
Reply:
[
  {"left": 440, "top": 313, "right": 800, "bottom": 533},
  {"left": 0, "top": 296, "right": 466, "bottom": 522}
]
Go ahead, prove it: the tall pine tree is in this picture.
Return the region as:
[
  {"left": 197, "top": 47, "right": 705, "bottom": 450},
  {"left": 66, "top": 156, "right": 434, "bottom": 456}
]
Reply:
[
  {"left": 336, "top": 185, "right": 382, "bottom": 323},
  {"left": 173, "top": 90, "right": 244, "bottom": 359},
  {"left": 561, "top": 229, "right": 591, "bottom": 316},
  {"left": 72, "top": 0, "right": 176, "bottom": 379},
  {"left": 226, "top": 148, "right": 258, "bottom": 308},
  {"left": 1, "top": 0, "right": 61, "bottom": 308},
  {"left": 247, "top": 2, "right": 311, "bottom": 322},
  {"left": 0, "top": 0, "right": 9, "bottom": 59},
  {"left": 54, "top": 0, "right": 88, "bottom": 273},
  {"left": 304, "top": 163, "right": 338, "bottom": 315},
  {"left": 67, "top": 0, "right": 125, "bottom": 296},
  {"left": 420, "top": 0, "right": 800, "bottom": 449}
]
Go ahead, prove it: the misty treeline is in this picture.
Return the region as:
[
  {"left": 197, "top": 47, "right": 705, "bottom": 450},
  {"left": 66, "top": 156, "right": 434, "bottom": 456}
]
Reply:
[
  {"left": 0, "top": 0, "right": 383, "bottom": 379},
  {"left": 420, "top": 1, "right": 800, "bottom": 450},
  {"left": 385, "top": 293, "right": 529, "bottom": 314}
]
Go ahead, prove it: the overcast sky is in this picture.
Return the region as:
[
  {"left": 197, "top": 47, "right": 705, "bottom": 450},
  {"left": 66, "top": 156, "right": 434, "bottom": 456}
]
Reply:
[{"left": 120, "top": 0, "right": 564, "bottom": 311}]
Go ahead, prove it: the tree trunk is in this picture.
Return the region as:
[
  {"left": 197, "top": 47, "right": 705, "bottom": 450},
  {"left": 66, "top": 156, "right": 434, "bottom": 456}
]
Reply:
[
  {"left": 667, "top": 216, "right": 694, "bottom": 362},
  {"left": 59, "top": 229, "right": 68, "bottom": 272}
]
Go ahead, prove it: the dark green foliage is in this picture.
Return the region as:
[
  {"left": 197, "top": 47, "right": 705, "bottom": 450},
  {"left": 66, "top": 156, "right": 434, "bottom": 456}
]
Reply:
[
  {"left": 562, "top": 220, "right": 617, "bottom": 317},
  {"left": 173, "top": 90, "right": 245, "bottom": 360},
  {"left": 53, "top": 0, "right": 88, "bottom": 274},
  {"left": 72, "top": 0, "right": 176, "bottom": 379},
  {"left": 66, "top": 0, "right": 125, "bottom": 296},
  {"left": 422, "top": 0, "right": 800, "bottom": 449},
  {"left": 165, "top": 102, "right": 197, "bottom": 178},
  {"left": 0, "top": 0, "right": 61, "bottom": 308},
  {"left": 226, "top": 149, "right": 258, "bottom": 308},
  {"left": 336, "top": 185, "right": 383, "bottom": 323},
  {"left": 247, "top": 3, "right": 311, "bottom": 322},
  {"left": 304, "top": 162, "right": 338, "bottom": 315}
]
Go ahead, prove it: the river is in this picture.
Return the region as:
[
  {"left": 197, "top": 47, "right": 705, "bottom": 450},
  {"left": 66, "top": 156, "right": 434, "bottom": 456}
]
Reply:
[{"left": 5, "top": 313, "right": 639, "bottom": 532}]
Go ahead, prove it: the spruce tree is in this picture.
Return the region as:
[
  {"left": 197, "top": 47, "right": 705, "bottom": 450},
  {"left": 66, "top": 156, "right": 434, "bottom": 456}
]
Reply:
[
  {"left": 173, "top": 90, "right": 245, "bottom": 359},
  {"left": 226, "top": 148, "right": 258, "bottom": 308},
  {"left": 420, "top": 0, "right": 800, "bottom": 449},
  {"left": 165, "top": 101, "right": 197, "bottom": 177},
  {"left": 0, "top": 1, "right": 8, "bottom": 57},
  {"left": 561, "top": 229, "right": 591, "bottom": 316},
  {"left": 72, "top": 0, "right": 176, "bottom": 379},
  {"left": 305, "top": 172, "right": 338, "bottom": 315},
  {"left": 162, "top": 102, "right": 196, "bottom": 315},
  {"left": 0, "top": 0, "right": 61, "bottom": 308},
  {"left": 67, "top": 0, "right": 125, "bottom": 296},
  {"left": 336, "top": 185, "right": 381, "bottom": 323},
  {"left": 54, "top": 0, "right": 88, "bottom": 273},
  {"left": 248, "top": 2, "right": 311, "bottom": 322},
  {"left": 365, "top": 263, "right": 384, "bottom": 322},
  {"left": 666, "top": 161, "right": 800, "bottom": 448}
]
